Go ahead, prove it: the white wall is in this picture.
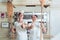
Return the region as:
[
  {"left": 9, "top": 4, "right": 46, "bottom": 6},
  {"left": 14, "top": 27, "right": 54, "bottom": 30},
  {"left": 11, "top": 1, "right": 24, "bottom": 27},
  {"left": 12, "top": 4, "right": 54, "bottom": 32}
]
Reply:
[
  {"left": 13, "top": 6, "right": 41, "bottom": 12},
  {"left": 50, "top": 8, "right": 60, "bottom": 36},
  {"left": 12, "top": 0, "right": 40, "bottom": 5},
  {"left": 0, "top": 5, "right": 7, "bottom": 12},
  {"left": 50, "top": 0, "right": 60, "bottom": 36},
  {"left": 0, "top": 0, "right": 7, "bottom": 2},
  {"left": 0, "top": 5, "right": 7, "bottom": 27}
]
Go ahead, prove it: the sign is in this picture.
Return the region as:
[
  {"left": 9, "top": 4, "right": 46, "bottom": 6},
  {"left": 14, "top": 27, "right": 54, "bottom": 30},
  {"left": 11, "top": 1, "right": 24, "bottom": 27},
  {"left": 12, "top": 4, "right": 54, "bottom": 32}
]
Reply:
[{"left": 2, "top": 22, "right": 9, "bottom": 27}]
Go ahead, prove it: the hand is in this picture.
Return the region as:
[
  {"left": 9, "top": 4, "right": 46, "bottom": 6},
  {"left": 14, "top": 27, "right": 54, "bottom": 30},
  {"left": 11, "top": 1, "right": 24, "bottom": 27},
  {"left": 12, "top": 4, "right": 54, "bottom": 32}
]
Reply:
[
  {"left": 40, "top": 23, "right": 46, "bottom": 33},
  {"left": 21, "top": 23, "right": 26, "bottom": 29},
  {"left": 42, "top": 27, "right": 46, "bottom": 33},
  {"left": 12, "top": 28, "right": 16, "bottom": 33},
  {"left": 26, "top": 23, "right": 32, "bottom": 30}
]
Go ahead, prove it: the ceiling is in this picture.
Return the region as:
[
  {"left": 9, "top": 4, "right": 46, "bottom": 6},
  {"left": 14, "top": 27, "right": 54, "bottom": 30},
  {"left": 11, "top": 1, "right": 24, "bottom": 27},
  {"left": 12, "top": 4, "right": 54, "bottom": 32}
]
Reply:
[
  {"left": 12, "top": 0, "right": 40, "bottom": 5},
  {"left": 0, "top": 0, "right": 40, "bottom": 3},
  {"left": 0, "top": 0, "right": 50, "bottom": 5}
]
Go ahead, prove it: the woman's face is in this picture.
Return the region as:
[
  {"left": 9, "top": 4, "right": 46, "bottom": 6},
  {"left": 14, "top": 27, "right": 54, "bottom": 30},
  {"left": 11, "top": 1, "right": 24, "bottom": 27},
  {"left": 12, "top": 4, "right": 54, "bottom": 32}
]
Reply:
[
  {"left": 32, "top": 15, "right": 37, "bottom": 21},
  {"left": 19, "top": 13, "right": 24, "bottom": 19}
]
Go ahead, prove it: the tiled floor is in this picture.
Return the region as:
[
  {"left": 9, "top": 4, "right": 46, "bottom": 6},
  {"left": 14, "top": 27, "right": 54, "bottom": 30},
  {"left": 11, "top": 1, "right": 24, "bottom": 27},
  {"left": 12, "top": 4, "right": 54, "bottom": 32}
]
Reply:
[{"left": 0, "top": 28, "right": 50, "bottom": 40}]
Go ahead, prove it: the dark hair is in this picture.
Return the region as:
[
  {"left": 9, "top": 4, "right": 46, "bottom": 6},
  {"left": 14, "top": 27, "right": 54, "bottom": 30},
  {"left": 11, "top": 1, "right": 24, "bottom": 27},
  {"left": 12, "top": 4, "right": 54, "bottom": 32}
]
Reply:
[
  {"left": 31, "top": 15, "right": 38, "bottom": 18},
  {"left": 18, "top": 12, "right": 21, "bottom": 16}
]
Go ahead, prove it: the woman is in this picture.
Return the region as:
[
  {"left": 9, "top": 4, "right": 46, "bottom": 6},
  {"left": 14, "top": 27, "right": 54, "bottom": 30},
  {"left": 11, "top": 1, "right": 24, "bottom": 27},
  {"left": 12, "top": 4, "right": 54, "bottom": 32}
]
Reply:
[
  {"left": 12, "top": 12, "right": 27, "bottom": 40},
  {"left": 29, "top": 15, "right": 46, "bottom": 40}
]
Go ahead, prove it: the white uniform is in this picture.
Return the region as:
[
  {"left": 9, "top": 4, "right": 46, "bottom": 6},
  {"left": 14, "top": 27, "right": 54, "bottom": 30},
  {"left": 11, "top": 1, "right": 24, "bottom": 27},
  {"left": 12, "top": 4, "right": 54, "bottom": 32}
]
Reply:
[
  {"left": 14, "top": 21, "right": 27, "bottom": 40},
  {"left": 29, "top": 21, "right": 43, "bottom": 40}
]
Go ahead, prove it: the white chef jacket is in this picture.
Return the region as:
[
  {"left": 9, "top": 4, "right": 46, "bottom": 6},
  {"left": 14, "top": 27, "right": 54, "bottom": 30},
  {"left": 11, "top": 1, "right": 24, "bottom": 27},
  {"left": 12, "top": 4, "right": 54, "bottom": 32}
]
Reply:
[
  {"left": 14, "top": 21, "right": 27, "bottom": 40},
  {"left": 29, "top": 21, "right": 43, "bottom": 40}
]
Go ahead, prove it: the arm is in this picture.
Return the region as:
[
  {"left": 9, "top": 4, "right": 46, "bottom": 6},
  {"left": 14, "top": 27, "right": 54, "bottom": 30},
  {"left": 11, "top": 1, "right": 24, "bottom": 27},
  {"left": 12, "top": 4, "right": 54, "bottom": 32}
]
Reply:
[
  {"left": 27, "top": 23, "right": 34, "bottom": 30},
  {"left": 40, "top": 23, "right": 46, "bottom": 33},
  {"left": 11, "top": 26, "right": 16, "bottom": 33},
  {"left": 11, "top": 22, "right": 16, "bottom": 33},
  {"left": 27, "top": 24, "right": 33, "bottom": 30},
  {"left": 21, "top": 23, "right": 28, "bottom": 29}
]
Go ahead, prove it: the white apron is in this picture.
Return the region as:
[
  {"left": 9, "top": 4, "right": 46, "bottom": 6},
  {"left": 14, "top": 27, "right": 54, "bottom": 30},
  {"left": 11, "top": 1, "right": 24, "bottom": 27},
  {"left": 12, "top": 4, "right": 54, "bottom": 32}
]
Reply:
[{"left": 14, "top": 21, "right": 27, "bottom": 40}]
